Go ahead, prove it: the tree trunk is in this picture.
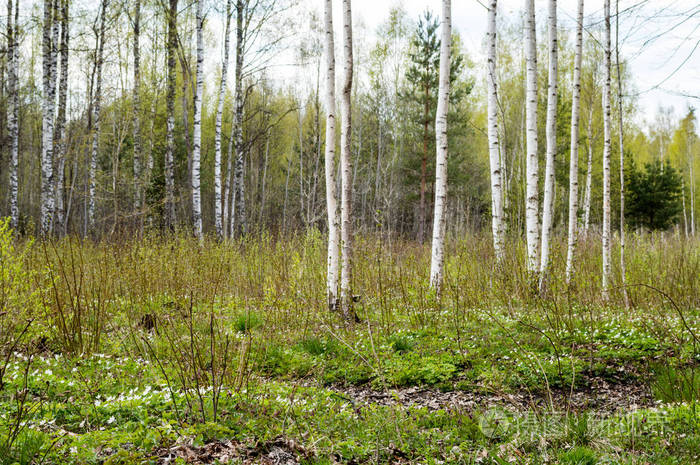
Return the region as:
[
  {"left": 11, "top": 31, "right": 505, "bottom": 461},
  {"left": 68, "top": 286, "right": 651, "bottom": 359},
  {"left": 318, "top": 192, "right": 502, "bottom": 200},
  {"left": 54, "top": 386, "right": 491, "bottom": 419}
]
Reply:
[
  {"left": 88, "top": 0, "right": 107, "bottom": 232},
  {"left": 419, "top": 89, "right": 429, "bottom": 244},
  {"left": 582, "top": 104, "right": 594, "bottom": 234},
  {"left": 164, "top": 0, "right": 178, "bottom": 230},
  {"left": 7, "top": 0, "right": 19, "bottom": 230},
  {"left": 486, "top": 0, "right": 505, "bottom": 261},
  {"left": 54, "top": 0, "right": 69, "bottom": 235},
  {"left": 524, "top": 0, "right": 539, "bottom": 274},
  {"left": 191, "top": 0, "right": 204, "bottom": 240},
  {"left": 615, "top": 0, "right": 628, "bottom": 306},
  {"left": 602, "top": 0, "right": 612, "bottom": 300},
  {"left": 224, "top": 115, "right": 235, "bottom": 236},
  {"left": 682, "top": 177, "right": 688, "bottom": 237},
  {"left": 231, "top": 0, "right": 246, "bottom": 237},
  {"left": 214, "top": 0, "right": 233, "bottom": 239},
  {"left": 41, "top": 0, "right": 57, "bottom": 235},
  {"left": 339, "top": 0, "right": 354, "bottom": 317},
  {"left": 565, "top": 0, "right": 584, "bottom": 283},
  {"left": 539, "top": 0, "right": 558, "bottom": 288},
  {"left": 132, "top": 0, "right": 142, "bottom": 230},
  {"left": 690, "top": 135, "right": 696, "bottom": 237},
  {"left": 323, "top": 0, "right": 340, "bottom": 310},
  {"left": 429, "top": 0, "right": 451, "bottom": 293}
]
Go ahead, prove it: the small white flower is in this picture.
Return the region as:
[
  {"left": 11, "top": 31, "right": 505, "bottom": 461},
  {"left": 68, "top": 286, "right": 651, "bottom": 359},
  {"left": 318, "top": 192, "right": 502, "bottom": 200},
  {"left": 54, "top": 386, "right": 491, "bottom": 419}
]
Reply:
[{"left": 107, "top": 416, "right": 116, "bottom": 424}]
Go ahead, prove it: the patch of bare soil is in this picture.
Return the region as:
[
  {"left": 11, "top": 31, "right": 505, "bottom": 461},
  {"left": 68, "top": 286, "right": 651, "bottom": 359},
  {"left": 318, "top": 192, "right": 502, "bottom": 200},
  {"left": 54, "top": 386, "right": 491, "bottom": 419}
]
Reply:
[
  {"left": 323, "top": 376, "right": 653, "bottom": 414},
  {"left": 155, "top": 436, "right": 311, "bottom": 465}
]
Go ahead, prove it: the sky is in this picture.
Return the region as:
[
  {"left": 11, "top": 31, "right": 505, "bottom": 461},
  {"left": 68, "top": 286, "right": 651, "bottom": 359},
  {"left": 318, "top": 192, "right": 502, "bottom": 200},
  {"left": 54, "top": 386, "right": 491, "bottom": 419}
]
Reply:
[{"left": 312, "top": 0, "right": 700, "bottom": 127}]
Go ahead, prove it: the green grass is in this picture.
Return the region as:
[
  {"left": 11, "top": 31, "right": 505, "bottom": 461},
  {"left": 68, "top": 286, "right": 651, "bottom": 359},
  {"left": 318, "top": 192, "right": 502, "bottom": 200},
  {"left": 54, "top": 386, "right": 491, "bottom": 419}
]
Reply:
[{"left": 0, "top": 229, "right": 698, "bottom": 463}]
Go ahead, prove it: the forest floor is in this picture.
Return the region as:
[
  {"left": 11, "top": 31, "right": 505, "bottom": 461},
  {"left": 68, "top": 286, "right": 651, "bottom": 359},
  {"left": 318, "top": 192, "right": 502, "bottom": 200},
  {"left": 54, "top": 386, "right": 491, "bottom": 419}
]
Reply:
[{"left": 1, "top": 233, "right": 699, "bottom": 464}]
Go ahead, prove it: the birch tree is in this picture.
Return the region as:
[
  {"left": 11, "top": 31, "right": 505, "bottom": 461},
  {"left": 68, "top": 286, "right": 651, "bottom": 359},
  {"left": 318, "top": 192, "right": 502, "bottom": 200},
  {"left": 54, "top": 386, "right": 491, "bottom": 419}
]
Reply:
[
  {"left": 615, "top": 0, "right": 628, "bottom": 306},
  {"left": 54, "top": 0, "right": 69, "bottom": 234},
  {"left": 164, "top": 0, "right": 178, "bottom": 230},
  {"left": 214, "top": 0, "right": 233, "bottom": 239},
  {"left": 582, "top": 102, "right": 594, "bottom": 234},
  {"left": 565, "top": 0, "right": 584, "bottom": 283},
  {"left": 429, "top": 0, "right": 451, "bottom": 293},
  {"left": 7, "top": 0, "right": 19, "bottom": 229},
  {"left": 340, "top": 0, "right": 353, "bottom": 316},
  {"left": 230, "top": 0, "right": 246, "bottom": 237},
  {"left": 323, "top": 0, "right": 340, "bottom": 310},
  {"left": 41, "top": 0, "right": 57, "bottom": 234},
  {"left": 524, "top": 0, "right": 539, "bottom": 274},
  {"left": 191, "top": 0, "right": 204, "bottom": 239},
  {"left": 539, "top": 0, "right": 558, "bottom": 287},
  {"left": 88, "top": 0, "right": 108, "bottom": 230},
  {"left": 486, "top": 0, "right": 504, "bottom": 261},
  {"left": 132, "top": 0, "right": 143, "bottom": 227},
  {"left": 602, "top": 0, "right": 612, "bottom": 300}
]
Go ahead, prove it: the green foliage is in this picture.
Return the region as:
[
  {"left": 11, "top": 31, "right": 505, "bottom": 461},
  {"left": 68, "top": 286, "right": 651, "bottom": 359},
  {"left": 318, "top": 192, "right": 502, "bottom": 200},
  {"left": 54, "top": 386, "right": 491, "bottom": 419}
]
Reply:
[
  {"left": 0, "top": 234, "right": 697, "bottom": 463},
  {"left": 557, "top": 446, "right": 598, "bottom": 465},
  {"left": 234, "top": 310, "right": 264, "bottom": 333},
  {"left": 626, "top": 159, "right": 683, "bottom": 230}
]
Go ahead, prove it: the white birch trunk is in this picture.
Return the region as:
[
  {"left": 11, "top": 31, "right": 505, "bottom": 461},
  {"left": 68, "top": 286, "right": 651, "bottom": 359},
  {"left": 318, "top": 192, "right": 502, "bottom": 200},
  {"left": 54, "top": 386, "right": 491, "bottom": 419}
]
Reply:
[
  {"left": 565, "top": 0, "right": 584, "bottom": 283},
  {"left": 88, "top": 0, "right": 107, "bottom": 231},
  {"left": 429, "top": 0, "right": 452, "bottom": 293},
  {"left": 582, "top": 104, "right": 594, "bottom": 234},
  {"left": 54, "top": 0, "right": 68, "bottom": 234},
  {"left": 224, "top": 118, "right": 235, "bottom": 236},
  {"left": 539, "top": 0, "right": 558, "bottom": 287},
  {"left": 323, "top": 0, "right": 340, "bottom": 309},
  {"left": 164, "top": 0, "right": 178, "bottom": 230},
  {"left": 133, "top": 0, "right": 142, "bottom": 225},
  {"left": 191, "top": 0, "right": 204, "bottom": 240},
  {"left": 40, "top": 0, "right": 57, "bottom": 235},
  {"left": 231, "top": 0, "right": 246, "bottom": 237},
  {"left": 615, "top": 0, "right": 628, "bottom": 306},
  {"left": 8, "top": 0, "right": 19, "bottom": 230},
  {"left": 214, "top": 0, "right": 233, "bottom": 239},
  {"left": 690, "top": 138, "right": 696, "bottom": 237},
  {"left": 602, "top": 0, "right": 612, "bottom": 300},
  {"left": 486, "top": 0, "right": 505, "bottom": 261},
  {"left": 524, "top": 0, "right": 539, "bottom": 274},
  {"left": 339, "top": 0, "right": 353, "bottom": 316}
]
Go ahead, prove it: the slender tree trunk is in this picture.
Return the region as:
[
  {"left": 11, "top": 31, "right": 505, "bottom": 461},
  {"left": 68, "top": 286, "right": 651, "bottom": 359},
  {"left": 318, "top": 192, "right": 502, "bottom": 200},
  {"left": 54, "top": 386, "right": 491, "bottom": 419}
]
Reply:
[
  {"left": 214, "top": 0, "right": 233, "bottom": 239},
  {"left": 582, "top": 104, "right": 594, "bottom": 234},
  {"left": 224, "top": 117, "right": 235, "bottom": 236},
  {"left": 429, "top": 0, "right": 451, "bottom": 293},
  {"left": 88, "top": 0, "right": 107, "bottom": 232},
  {"left": 682, "top": 177, "right": 688, "bottom": 237},
  {"left": 539, "top": 0, "right": 558, "bottom": 288},
  {"left": 54, "top": 0, "right": 68, "bottom": 234},
  {"left": 323, "top": 0, "right": 340, "bottom": 310},
  {"left": 615, "top": 0, "right": 628, "bottom": 306},
  {"left": 339, "top": 0, "right": 353, "bottom": 316},
  {"left": 486, "top": 0, "right": 505, "bottom": 261},
  {"left": 283, "top": 154, "right": 290, "bottom": 232},
  {"left": 298, "top": 100, "right": 304, "bottom": 225},
  {"left": 132, "top": 0, "right": 142, "bottom": 230},
  {"left": 41, "top": 0, "right": 57, "bottom": 235},
  {"left": 191, "top": 0, "right": 204, "bottom": 240},
  {"left": 232, "top": 0, "right": 246, "bottom": 236},
  {"left": 565, "top": 0, "right": 584, "bottom": 283},
  {"left": 602, "top": 0, "right": 612, "bottom": 300},
  {"left": 690, "top": 138, "right": 696, "bottom": 237},
  {"left": 164, "top": 0, "right": 178, "bottom": 230},
  {"left": 524, "top": 0, "right": 539, "bottom": 274},
  {"left": 7, "top": 0, "right": 19, "bottom": 230},
  {"left": 419, "top": 89, "right": 429, "bottom": 244},
  {"left": 260, "top": 128, "right": 270, "bottom": 225}
]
